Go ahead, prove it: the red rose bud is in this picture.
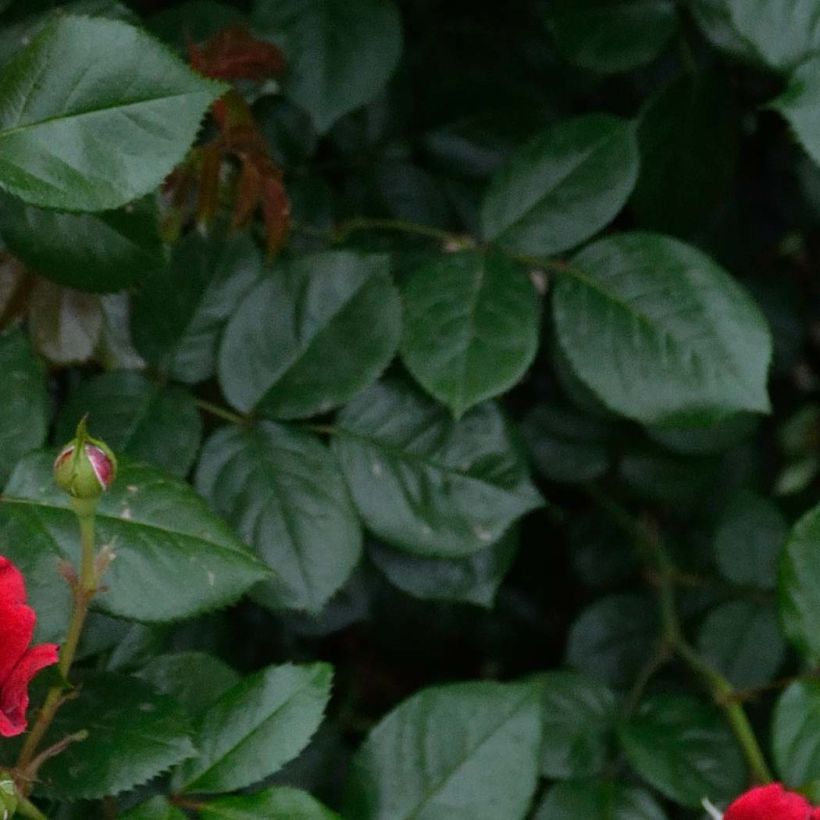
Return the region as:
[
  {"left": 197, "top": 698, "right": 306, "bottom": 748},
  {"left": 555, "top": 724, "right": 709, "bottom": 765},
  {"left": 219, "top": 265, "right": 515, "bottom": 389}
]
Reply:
[
  {"left": 0, "top": 557, "right": 59, "bottom": 738},
  {"left": 724, "top": 783, "right": 816, "bottom": 820},
  {"left": 53, "top": 418, "right": 117, "bottom": 500}
]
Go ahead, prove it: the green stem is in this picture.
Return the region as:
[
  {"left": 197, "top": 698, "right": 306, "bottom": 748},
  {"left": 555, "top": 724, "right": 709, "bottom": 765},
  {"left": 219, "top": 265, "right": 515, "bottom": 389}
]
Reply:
[
  {"left": 194, "top": 398, "right": 248, "bottom": 426},
  {"left": 585, "top": 485, "right": 774, "bottom": 785},
  {"left": 15, "top": 796, "right": 47, "bottom": 820},
  {"left": 16, "top": 509, "right": 98, "bottom": 789}
]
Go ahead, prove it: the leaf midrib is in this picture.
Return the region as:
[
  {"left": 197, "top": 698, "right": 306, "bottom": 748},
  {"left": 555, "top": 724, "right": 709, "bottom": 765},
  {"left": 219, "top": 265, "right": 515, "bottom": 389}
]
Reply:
[
  {"left": 402, "top": 686, "right": 537, "bottom": 820},
  {"left": 182, "top": 667, "right": 326, "bottom": 790},
  {"left": 0, "top": 89, "right": 216, "bottom": 140},
  {"left": 0, "top": 495, "right": 251, "bottom": 560}
]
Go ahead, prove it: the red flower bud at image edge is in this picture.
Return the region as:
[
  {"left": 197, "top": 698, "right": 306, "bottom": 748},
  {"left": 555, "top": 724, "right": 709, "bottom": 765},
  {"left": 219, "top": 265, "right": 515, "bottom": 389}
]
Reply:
[
  {"left": 723, "top": 783, "right": 820, "bottom": 820},
  {"left": 0, "top": 557, "right": 58, "bottom": 737}
]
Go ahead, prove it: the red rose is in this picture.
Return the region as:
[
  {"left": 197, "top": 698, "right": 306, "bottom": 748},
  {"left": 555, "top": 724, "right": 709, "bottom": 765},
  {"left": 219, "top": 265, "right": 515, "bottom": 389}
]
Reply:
[
  {"left": 0, "top": 557, "right": 58, "bottom": 737},
  {"left": 725, "top": 784, "right": 815, "bottom": 820}
]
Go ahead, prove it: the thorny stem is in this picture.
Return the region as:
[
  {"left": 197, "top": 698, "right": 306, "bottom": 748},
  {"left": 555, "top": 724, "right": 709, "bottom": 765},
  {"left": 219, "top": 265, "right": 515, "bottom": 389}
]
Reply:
[
  {"left": 585, "top": 484, "right": 774, "bottom": 785},
  {"left": 16, "top": 507, "right": 99, "bottom": 793}
]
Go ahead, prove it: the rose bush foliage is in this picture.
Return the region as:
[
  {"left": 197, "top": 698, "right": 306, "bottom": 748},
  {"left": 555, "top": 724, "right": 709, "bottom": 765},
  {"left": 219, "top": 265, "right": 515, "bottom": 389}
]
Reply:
[{"left": 2, "top": 0, "right": 820, "bottom": 818}]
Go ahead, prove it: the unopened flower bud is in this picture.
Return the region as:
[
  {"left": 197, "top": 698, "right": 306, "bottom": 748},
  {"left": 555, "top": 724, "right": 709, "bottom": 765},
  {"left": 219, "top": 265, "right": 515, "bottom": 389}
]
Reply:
[
  {"left": 53, "top": 418, "right": 117, "bottom": 500},
  {"left": 0, "top": 774, "right": 17, "bottom": 819}
]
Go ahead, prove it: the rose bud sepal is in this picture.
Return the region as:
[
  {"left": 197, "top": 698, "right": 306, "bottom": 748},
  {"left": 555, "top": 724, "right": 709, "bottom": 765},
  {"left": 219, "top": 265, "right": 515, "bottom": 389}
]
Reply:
[
  {"left": 0, "top": 774, "right": 16, "bottom": 819},
  {"left": 53, "top": 417, "right": 117, "bottom": 514}
]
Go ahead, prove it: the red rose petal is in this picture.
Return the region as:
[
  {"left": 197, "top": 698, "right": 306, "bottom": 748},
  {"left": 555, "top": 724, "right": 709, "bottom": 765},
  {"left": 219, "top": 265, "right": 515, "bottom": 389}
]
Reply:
[
  {"left": 725, "top": 784, "right": 813, "bottom": 820},
  {"left": 0, "top": 556, "right": 59, "bottom": 737},
  {"left": 0, "top": 557, "right": 36, "bottom": 686}
]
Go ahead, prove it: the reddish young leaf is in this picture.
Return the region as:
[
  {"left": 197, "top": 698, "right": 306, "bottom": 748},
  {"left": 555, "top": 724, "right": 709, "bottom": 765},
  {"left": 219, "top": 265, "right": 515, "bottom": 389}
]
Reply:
[{"left": 189, "top": 25, "right": 285, "bottom": 81}]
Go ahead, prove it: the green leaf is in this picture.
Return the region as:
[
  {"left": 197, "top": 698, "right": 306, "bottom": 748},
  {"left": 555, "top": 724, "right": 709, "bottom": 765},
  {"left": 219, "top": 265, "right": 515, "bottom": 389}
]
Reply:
[
  {"left": 771, "top": 57, "right": 820, "bottom": 168},
  {"left": 252, "top": 0, "right": 402, "bottom": 133},
  {"left": 690, "top": 0, "right": 759, "bottom": 63},
  {"left": 553, "top": 233, "right": 773, "bottom": 426},
  {"left": 0, "top": 329, "right": 48, "bottom": 485},
  {"left": 522, "top": 404, "right": 612, "bottom": 484},
  {"left": 174, "top": 662, "right": 333, "bottom": 794},
  {"left": 218, "top": 251, "right": 401, "bottom": 419},
  {"left": 696, "top": 600, "right": 786, "bottom": 689},
  {"left": 137, "top": 652, "right": 241, "bottom": 719},
  {"left": 619, "top": 694, "right": 746, "bottom": 807},
  {"left": 633, "top": 71, "right": 738, "bottom": 236},
  {"left": 533, "top": 780, "right": 668, "bottom": 820},
  {"left": 368, "top": 530, "right": 518, "bottom": 608},
  {"left": 772, "top": 681, "right": 820, "bottom": 786},
  {"left": 725, "top": 0, "right": 820, "bottom": 72},
  {"left": 132, "top": 232, "right": 261, "bottom": 384},
  {"left": 481, "top": 115, "right": 639, "bottom": 256},
  {"left": 120, "top": 797, "right": 187, "bottom": 820},
  {"left": 715, "top": 491, "right": 786, "bottom": 589},
  {"left": 55, "top": 370, "right": 203, "bottom": 477},
  {"left": 399, "top": 250, "right": 540, "bottom": 417},
  {"left": 0, "top": 16, "right": 224, "bottom": 211},
  {"left": 200, "top": 788, "right": 340, "bottom": 820},
  {"left": 38, "top": 673, "right": 195, "bottom": 800},
  {"left": 566, "top": 594, "right": 659, "bottom": 688},
  {"left": 332, "top": 380, "right": 542, "bottom": 557},
  {"left": 195, "top": 423, "right": 362, "bottom": 613},
  {"left": 779, "top": 504, "right": 820, "bottom": 659},
  {"left": 0, "top": 453, "right": 268, "bottom": 637},
  {"left": 344, "top": 679, "right": 543, "bottom": 820},
  {"left": 540, "top": 671, "right": 618, "bottom": 780},
  {"left": 0, "top": 194, "right": 164, "bottom": 292},
  {"left": 544, "top": 0, "right": 678, "bottom": 74}
]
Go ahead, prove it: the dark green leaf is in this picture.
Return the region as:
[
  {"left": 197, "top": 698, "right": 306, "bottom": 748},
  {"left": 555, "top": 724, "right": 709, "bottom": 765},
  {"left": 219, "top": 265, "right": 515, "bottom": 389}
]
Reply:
[
  {"left": 715, "top": 491, "right": 786, "bottom": 589},
  {"left": 195, "top": 423, "right": 362, "bottom": 613},
  {"left": 619, "top": 694, "right": 746, "bottom": 807},
  {"left": 218, "top": 251, "right": 401, "bottom": 419},
  {"left": 696, "top": 600, "right": 785, "bottom": 689},
  {"left": 120, "top": 797, "right": 187, "bottom": 820},
  {"left": 725, "top": 0, "right": 820, "bottom": 71},
  {"left": 252, "top": 0, "right": 402, "bottom": 133},
  {"left": 780, "top": 504, "right": 820, "bottom": 659},
  {"left": 772, "top": 681, "right": 820, "bottom": 786},
  {"left": 553, "top": 233, "right": 773, "bottom": 426},
  {"left": 0, "top": 194, "right": 164, "bottom": 292},
  {"left": 545, "top": 0, "right": 678, "bottom": 73},
  {"left": 533, "top": 780, "right": 668, "bottom": 820},
  {"left": 174, "top": 662, "right": 333, "bottom": 794},
  {"left": 200, "top": 788, "right": 340, "bottom": 820},
  {"left": 0, "top": 16, "right": 224, "bottom": 211},
  {"left": 368, "top": 530, "right": 518, "bottom": 608},
  {"left": 39, "top": 673, "right": 195, "bottom": 800},
  {"left": 0, "top": 453, "right": 268, "bottom": 638},
  {"left": 344, "top": 679, "right": 543, "bottom": 820},
  {"left": 522, "top": 404, "right": 612, "bottom": 484},
  {"left": 137, "top": 652, "right": 241, "bottom": 719},
  {"left": 132, "top": 232, "right": 261, "bottom": 384},
  {"left": 771, "top": 57, "right": 820, "bottom": 168},
  {"left": 540, "top": 670, "right": 618, "bottom": 780},
  {"left": 481, "top": 115, "right": 639, "bottom": 256},
  {"left": 400, "top": 250, "right": 540, "bottom": 417},
  {"left": 0, "top": 329, "right": 48, "bottom": 485},
  {"left": 566, "top": 594, "right": 659, "bottom": 688},
  {"left": 633, "top": 71, "right": 737, "bottom": 236},
  {"left": 332, "top": 380, "right": 542, "bottom": 557},
  {"left": 55, "top": 370, "right": 203, "bottom": 477}
]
